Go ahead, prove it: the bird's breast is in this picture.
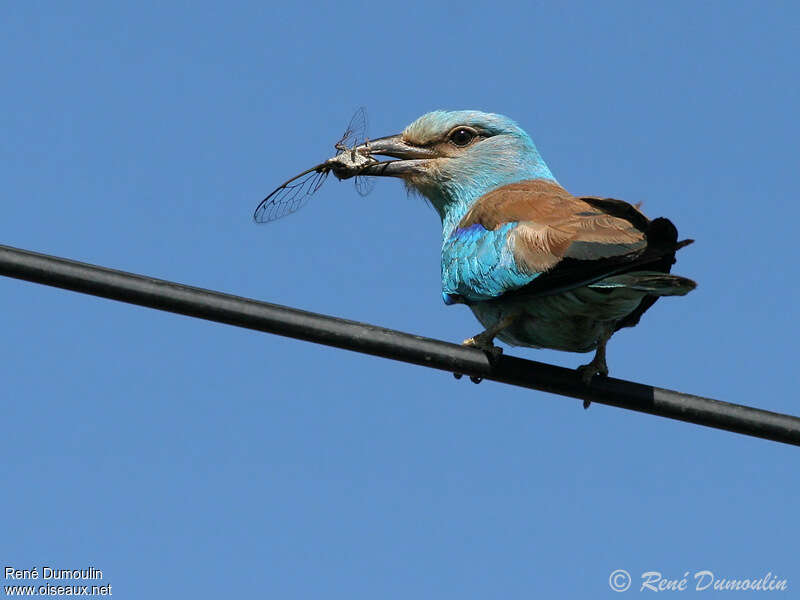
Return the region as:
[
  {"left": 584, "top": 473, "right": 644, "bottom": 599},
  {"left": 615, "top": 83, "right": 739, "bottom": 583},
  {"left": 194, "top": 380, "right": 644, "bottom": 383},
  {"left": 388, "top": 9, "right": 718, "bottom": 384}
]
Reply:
[{"left": 470, "top": 287, "right": 647, "bottom": 352}]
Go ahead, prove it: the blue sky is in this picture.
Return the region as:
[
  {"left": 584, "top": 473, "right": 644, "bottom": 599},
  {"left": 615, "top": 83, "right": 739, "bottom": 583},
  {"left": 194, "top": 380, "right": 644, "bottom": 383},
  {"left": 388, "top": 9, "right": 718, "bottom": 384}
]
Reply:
[{"left": 1, "top": 1, "right": 797, "bottom": 598}]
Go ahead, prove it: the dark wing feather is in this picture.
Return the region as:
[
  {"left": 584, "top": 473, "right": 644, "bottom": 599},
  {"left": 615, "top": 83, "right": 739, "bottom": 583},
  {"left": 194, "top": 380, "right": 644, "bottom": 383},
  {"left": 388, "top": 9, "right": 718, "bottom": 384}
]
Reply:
[{"left": 510, "top": 216, "right": 690, "bottom": 300}]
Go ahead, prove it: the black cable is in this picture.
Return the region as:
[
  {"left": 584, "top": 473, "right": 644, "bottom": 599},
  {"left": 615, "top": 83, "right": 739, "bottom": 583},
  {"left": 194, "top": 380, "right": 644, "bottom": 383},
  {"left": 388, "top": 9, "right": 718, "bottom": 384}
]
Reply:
[{"left": 1, "top": 242, "right": 798, "bottom": 447}]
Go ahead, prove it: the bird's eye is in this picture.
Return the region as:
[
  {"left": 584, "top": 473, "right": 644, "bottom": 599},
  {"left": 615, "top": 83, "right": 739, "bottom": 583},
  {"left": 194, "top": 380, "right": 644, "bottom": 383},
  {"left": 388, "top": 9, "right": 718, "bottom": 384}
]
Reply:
[{"left": 449, "top": 127, "right": 476, "bottom": 147}]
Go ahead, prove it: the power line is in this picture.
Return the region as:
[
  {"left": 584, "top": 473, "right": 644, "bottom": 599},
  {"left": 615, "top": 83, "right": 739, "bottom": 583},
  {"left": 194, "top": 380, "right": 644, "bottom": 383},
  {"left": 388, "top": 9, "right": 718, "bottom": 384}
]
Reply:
[{"left": 1, "top": 242, "right": 798, "bottom": 447}]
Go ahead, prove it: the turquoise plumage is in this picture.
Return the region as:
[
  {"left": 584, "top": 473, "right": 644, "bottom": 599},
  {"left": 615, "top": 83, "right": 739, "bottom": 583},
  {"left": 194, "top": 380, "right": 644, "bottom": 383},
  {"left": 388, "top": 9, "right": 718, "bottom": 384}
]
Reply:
[{"left": 441, "top": 222, "right": 536, "bottom": 303}]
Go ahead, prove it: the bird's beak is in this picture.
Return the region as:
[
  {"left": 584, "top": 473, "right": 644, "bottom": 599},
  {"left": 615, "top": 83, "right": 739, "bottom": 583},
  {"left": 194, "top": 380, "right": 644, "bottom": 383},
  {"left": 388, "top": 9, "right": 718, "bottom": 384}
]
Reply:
[{"left": 354, "top": 134, "right": 437, "bottom": 177}]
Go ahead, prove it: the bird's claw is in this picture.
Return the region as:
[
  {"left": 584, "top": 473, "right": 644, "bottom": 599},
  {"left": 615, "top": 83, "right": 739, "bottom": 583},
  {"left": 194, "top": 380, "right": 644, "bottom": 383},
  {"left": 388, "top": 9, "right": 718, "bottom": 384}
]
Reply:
[
  {"left": 576, "top": 358, "right": 608, "bottom": 409},
  {"left": 453, "top": 333, "right": 503, "bottom": 383},
  {"left": 462, "top": 334, "right": 504, "bottom": 365},
  {"left": 452, "top": 372, "right": 484, "bottom": 384},
  {"left": 576, "top": 360, "right": 608, "bottom": 385}
]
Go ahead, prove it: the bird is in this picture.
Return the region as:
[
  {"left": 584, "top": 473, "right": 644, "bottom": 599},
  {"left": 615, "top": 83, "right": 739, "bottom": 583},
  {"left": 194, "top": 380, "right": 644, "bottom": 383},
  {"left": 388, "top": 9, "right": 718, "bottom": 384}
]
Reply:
[{"left": 340, "top": 110, "right": 696, "bottom": 393}]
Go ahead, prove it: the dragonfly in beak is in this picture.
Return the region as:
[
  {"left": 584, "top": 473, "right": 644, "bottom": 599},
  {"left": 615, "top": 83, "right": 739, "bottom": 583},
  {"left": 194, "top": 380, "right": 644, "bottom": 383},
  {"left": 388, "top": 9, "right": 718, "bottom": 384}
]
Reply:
[
  {"left": 253, "top": 108, "right": 439, "bottom": 223},
  {"left": 254, "top": 107, "right": 378, "bottom": 223}
]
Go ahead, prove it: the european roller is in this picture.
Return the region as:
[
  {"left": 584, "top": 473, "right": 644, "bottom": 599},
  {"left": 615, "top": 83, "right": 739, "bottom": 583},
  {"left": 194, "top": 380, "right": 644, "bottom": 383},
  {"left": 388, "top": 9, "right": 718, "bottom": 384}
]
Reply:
[{"left": 268, "top": 110, "right": 696, "bottom": 387}]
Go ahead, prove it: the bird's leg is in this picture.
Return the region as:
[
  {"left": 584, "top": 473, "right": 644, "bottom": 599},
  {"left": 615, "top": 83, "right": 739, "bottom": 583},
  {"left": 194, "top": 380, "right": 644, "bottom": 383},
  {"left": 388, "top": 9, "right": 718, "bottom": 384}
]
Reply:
[
  {"left": 463, "top": 311, "right": 520, "bottom": 358},
  {"left": 577, "top": 326, "right": 614, "bottom": 408},
  {"left": 454, "top": 311, "right": 521, "bottom": 383}
]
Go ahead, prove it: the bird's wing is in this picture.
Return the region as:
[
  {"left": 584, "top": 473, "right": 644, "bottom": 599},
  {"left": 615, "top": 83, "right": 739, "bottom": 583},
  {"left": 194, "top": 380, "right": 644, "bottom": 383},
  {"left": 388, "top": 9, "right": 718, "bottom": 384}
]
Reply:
[{"left": 442, "top": 180, "right": 665, "bottom": 303}]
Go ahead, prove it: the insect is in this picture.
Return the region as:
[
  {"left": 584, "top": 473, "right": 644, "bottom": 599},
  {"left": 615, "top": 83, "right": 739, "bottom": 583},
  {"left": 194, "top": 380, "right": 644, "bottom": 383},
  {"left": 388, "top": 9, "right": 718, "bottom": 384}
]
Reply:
[{"left": 253, "top": 107, "right": 377, "bottom": 223}]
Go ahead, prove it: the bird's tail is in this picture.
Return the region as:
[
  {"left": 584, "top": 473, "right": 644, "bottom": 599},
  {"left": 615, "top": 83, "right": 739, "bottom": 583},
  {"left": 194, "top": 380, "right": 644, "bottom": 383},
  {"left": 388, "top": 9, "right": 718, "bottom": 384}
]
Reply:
[{"left": 589, "top": 271, "right": 697, "bottom": 296}]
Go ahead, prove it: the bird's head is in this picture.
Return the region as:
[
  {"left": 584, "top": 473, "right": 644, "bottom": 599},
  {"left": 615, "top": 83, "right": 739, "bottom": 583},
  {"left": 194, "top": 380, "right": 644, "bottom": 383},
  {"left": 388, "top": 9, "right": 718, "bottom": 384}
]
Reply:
[{"left": 354, "top": 110, "right": 556, "bottom": 228}]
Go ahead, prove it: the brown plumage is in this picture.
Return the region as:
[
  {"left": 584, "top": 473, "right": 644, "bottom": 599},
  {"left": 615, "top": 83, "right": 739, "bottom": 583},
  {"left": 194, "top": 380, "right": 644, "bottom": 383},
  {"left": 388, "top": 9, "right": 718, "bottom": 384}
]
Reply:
[{"left": 460, "top": 180, "right": 646, "bottom": 274}]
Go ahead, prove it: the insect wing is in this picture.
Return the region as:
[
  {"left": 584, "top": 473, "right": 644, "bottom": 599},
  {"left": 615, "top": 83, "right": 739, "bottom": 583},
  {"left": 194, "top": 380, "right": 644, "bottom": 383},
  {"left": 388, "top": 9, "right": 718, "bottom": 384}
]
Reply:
[
  {"left": 336, "top": 106, "right": 368, "bottom": 151},
  {"left": 337, "top": 107, "right": 375, "bottom": 197},
  {"left": 253, "top": 165, "right": 329, "bottom": 223},
  {"left": 354, "top": 174, "right": 375, "bottom": 197},
  {"left": 255, "top": 108, "right": 372, "bottom": 224}
]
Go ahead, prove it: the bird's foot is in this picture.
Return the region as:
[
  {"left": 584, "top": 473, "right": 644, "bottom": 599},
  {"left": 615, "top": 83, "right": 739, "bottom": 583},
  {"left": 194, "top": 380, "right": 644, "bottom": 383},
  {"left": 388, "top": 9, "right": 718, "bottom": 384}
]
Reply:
[
  {"left": 452, "top": 372, "right": 484, "bottom": 384},
  {"left": 577, "top": 356, "right": 608, "bottom": 409},
  {"left": 453, "top": 333, "right": 504, "bottom": 384},
  {"left": 576, "top": 358, "right": 608, "bottom": 385},
  {"left": 577, "top": 328, "right": 614, "bottom": 409},
  {"left": 462, "top": 333, "right": 504, "bottom": 365}
]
